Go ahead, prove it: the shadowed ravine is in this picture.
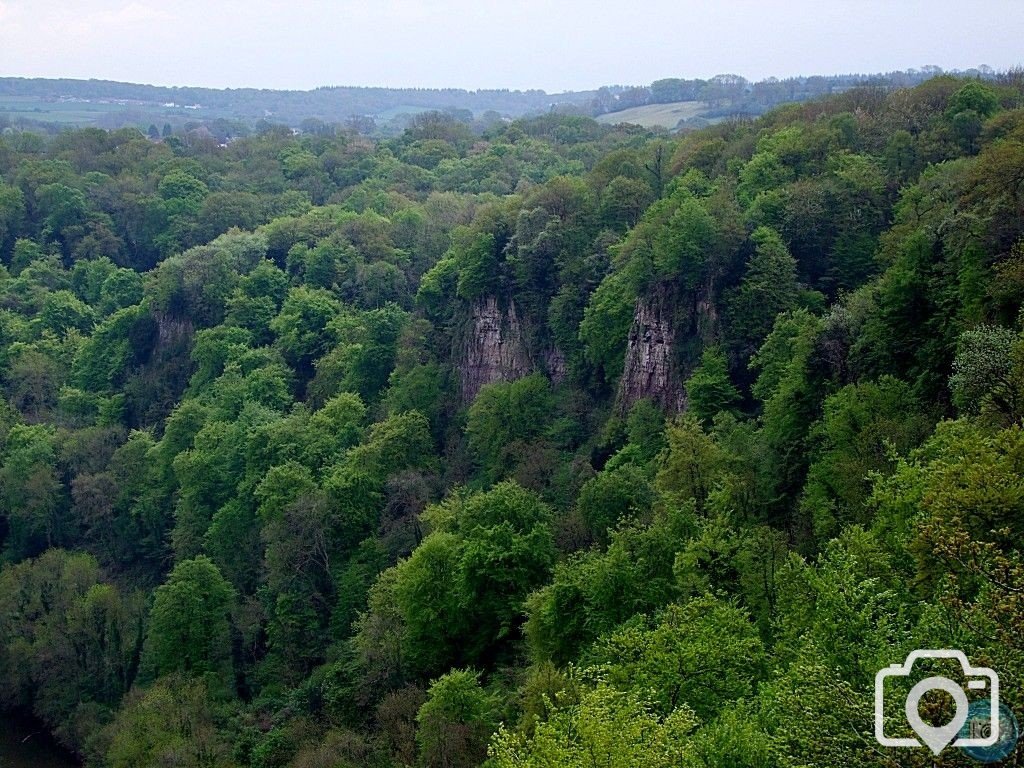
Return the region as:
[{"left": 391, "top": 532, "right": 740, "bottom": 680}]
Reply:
[{"left": 0, "top": 713, "right": 78, "bottom": 768}]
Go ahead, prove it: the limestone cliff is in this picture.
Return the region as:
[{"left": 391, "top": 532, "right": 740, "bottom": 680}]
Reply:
[
  {"left": 617, "top": 280, "right": 720, "bottom": 414},
  {"left": 459, "top": 296, "right": 532, "bottom": 403},
  {"left": 154, "top": 311, "right": 193, "bottom": 348},
  {"left": 618, "top": 285, "right": 685, "bottom": 413},
  {"left": 543, "top": 347, "right": 567, "bottom": 385}
]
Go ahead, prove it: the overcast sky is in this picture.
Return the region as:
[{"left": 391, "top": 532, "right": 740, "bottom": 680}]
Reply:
[{"left": 0, "top": 0, "right": 1021, "bottom": 92}]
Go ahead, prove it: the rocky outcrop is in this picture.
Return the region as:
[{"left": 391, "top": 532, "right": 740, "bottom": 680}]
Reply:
[
  {"left": 154, "top": 311, "right": 192, "bottom": 348},
  {"left": 543, "top": 347, "right": 568, "bottom": 385},
  {"left": 459, "top": 296, "right": 532, "bottom": 402},
  {"left": 618, "top": 286, "right": 686, "bottom": 413},
  {"left": 617, "top": 280, "right": 722, "bottom": 414}
]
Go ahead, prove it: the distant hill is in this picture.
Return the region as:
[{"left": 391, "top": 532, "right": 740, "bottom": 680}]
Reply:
[
  {"left": 0, "top": 77, "right": 596, "bottom": 133},
  {"left": 590, "top": 66, "right": 1002, "bottom": 124}
]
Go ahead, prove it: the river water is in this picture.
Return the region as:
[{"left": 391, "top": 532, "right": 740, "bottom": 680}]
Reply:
[{"left": 0, "top": 712, "right": 78, "bottom": 768}]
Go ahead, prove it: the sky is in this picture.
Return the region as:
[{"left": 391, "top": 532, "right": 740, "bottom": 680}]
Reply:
[{"left": 0, "top": 0, "right": 1021, "bottom": 93}]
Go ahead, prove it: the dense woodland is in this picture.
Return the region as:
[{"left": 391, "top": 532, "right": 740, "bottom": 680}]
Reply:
[{"left": 0, "top": 74, "right": 1023, "bottom": 767}]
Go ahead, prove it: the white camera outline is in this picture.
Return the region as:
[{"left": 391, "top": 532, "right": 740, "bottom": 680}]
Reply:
[{"left": 875, "top": 649, "right": 999, "bottom": 749}]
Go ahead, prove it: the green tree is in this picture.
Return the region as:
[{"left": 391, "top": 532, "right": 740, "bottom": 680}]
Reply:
[
  {"left": 0, "top": 181, "right": 26, "bottom": 257},
  {"left": 0, "top": 550, "right": 143, "bottom": 753},
  {"left": 576, "top": 463, "right": 653, "bottom": 543},
  {"left": 383, "top": 482, "right": 554, "bottom": 676},
  {"left": 725, "top": 226, "right": 801, "bottom": 352},
  {"left": 36, "top": 183, "right": 89, "bottom": 251},
  {"left": 453, "top": 229, "right": 499, "bottom": 301},
  {"left": 417, "top": 669, "right": 499, "bottom": 768},
  {"left": 105, "top": 674, "right": 237, "bottom": 768},
  {"left": 141, "top": 556, "right": 236, "bottom": 690},
  {"left": 579, "top": 267, "right": 637, "bottom": 380},
  {"left": 525, "top": 503, "right": 693, "bottom": 665},
  {"left": 98, "top": 269, "right": 144, "bottom": 315},
  {"left": 0, "top": 423, "right": 67, "bottom": 558},
  {"left": 949, "top": 324, "right": 1020, "bottom": 418},
  {"left": 684, "top": 348, "right": 740, "bottom": 425},
  {"left": 39, "top": 289, "right": 95, "bottom": 335},
  {"left": 593, "top": 597, "right": 765, "bottom": 720},
  {"left": 465, "top": 374, "right": 554, "bottom": 483},
  {"left": 489, "top": 679, "right": 697, "bottom": 768},
  {"left": 652, "top": 195, "right": 717, "bottom": 282},
  {"left": 801, "top": 376, "right": 933, "bottom": 543},
  {"left": 270, "top": 286, "right": 340, "bottom": 379}
]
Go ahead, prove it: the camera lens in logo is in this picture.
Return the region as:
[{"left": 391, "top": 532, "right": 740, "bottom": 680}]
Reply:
[
  {"left": 958, "top": 701, "right": 1020, "bottom": 763},
  {"left": 904, "top": 676, "right": 970, "bottom": 754}
]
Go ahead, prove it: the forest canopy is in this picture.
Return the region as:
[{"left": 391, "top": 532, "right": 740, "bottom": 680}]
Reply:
[{"left": 0, "top": 72, "right": 1023, "bottom": 767}]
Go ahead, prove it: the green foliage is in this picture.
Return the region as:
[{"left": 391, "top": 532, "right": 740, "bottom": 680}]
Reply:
[
  {"left": 386, "top": 482, "right": 555, "bottom": 676},
  {"left": 490, "top": 678, "right": 697, "bottom": 768},
  {"left": 270, "top": 285, "right": 340, "bottom": 375},
  {"left": 73, "top": 303, "right": 152, "bottom": 392},
  {"left": 801, "top": 376, "right": 934, "bottom": 542},
  {"left": 725, "top": 226, "right": 802, "bottom": 351},
  {"left": 578, "top": 267, "right": 636, "bottom": 378},
  {"left": 684, "top": 347, "right": 741, "bottom": 425},
  {"left": 526, "top": 503, "right": 694, "bottom": 665},
  {"left": 466, "top": 373, "right": 555, "bottom": 483},
  {"left": 947, "top": 81, "right": 1001, "bottom": 120},
  {"left": 758, "top": 651, "right": 879, "bottom": 768},
  {"left": 576, "top": 463, "right": 653, "bottom": 543},
  {"left": 652, "top": 194, "right": 718, "bottom": 282},
  {"left": 949, "top": 324, "right": 1020, "bottom": 417},
  {"left": 0, "top": 75, "right": 1021, "bottom": 768},
  {"left": 105, "top": 675, "right": 237, "bottom": 768},
  {"left": 0, "top": 550, "right": 142, "bottom": 752},
  {"left": 738, "top": 151, "right": 794, "bottom": 206},
  {"left": 749, "top": 309, "right": 824, "bottom": 524},
  {"left": 453, "top": 229, "right": 499, "bottom": 301},
  {"left": 0, "top": 181, "right": 26, "bottom": 257},
  {"left": 417, "top": 669, "right": 498, "bottom": 768},
  {"left": 0, "top": 423, "right": 66, "bottom": 558},
  {"left": 141, "top": 556, "right": 236, "bottom": 690},
  {"left": 593, "top": 596, "right": 765, "bottom": 720},
  {"left": 309, "top": 303, "right": 408, "bottom": 404},
  {"left": 873, "top": 419, "right": 1024, "bottom": 557}
]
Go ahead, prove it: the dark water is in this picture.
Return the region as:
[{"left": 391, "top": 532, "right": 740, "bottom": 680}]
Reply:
[{"left": 0, "top": 713, "right": 78, "bottom": 768}]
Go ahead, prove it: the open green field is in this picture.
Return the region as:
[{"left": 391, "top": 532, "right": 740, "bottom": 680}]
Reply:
[
  {"left": 0, "top": 96, "right": 112, "bottom": 124},
  {"left": 596, "top": 100, "right": 709, "bottom": 129},
  {"left": 0, "top": 95, "right": 181, "bottom": 127},
  {"left": 0, "top": 96, "right": 451, "bottom": 129}
]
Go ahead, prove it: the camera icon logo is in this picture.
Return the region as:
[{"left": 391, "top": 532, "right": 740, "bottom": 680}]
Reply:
[{"left": 875, "top": 649, "right": 999, "bottom": 755}]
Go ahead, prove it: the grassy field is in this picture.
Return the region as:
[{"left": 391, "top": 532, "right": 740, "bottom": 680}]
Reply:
[
  {"left": 595, "top": 100, "right": 710, "bottom": 129},
  {"left": 0, "top": 95, "right": 180, "bottom": 127},
  {"left": 0, "top": 96, "right": 440, "bottom": 129}
]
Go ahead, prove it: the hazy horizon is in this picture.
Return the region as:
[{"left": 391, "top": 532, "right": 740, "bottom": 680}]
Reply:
[{"left": 1, "top": 0, "right": 1022, "bottom": 93}]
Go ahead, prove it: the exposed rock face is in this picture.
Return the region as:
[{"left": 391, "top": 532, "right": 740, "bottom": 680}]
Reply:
[
  {"left": 543, "top": 347, "right": 568, "bottom": 385},
  {"left": 460, "top": 296, "right": 532, "bottom": 402},
  {"left": 618, "top": 286, "right": 686, "bottom": 413},
  {"left": 617, "top": 279, "right": 723, "bottom": 415},
  {"left": 154, "top": 311, "right": 192, "bottom": 348}
]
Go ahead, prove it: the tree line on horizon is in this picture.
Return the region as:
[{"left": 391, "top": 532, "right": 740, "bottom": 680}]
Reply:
[{"left": 0, "top": 65, "right": 1011, "bottom": 136}]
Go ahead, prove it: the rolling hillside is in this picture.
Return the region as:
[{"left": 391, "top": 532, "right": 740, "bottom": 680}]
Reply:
[{"left": 595, "top": 99, "right": 711, "bottom": 128}]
